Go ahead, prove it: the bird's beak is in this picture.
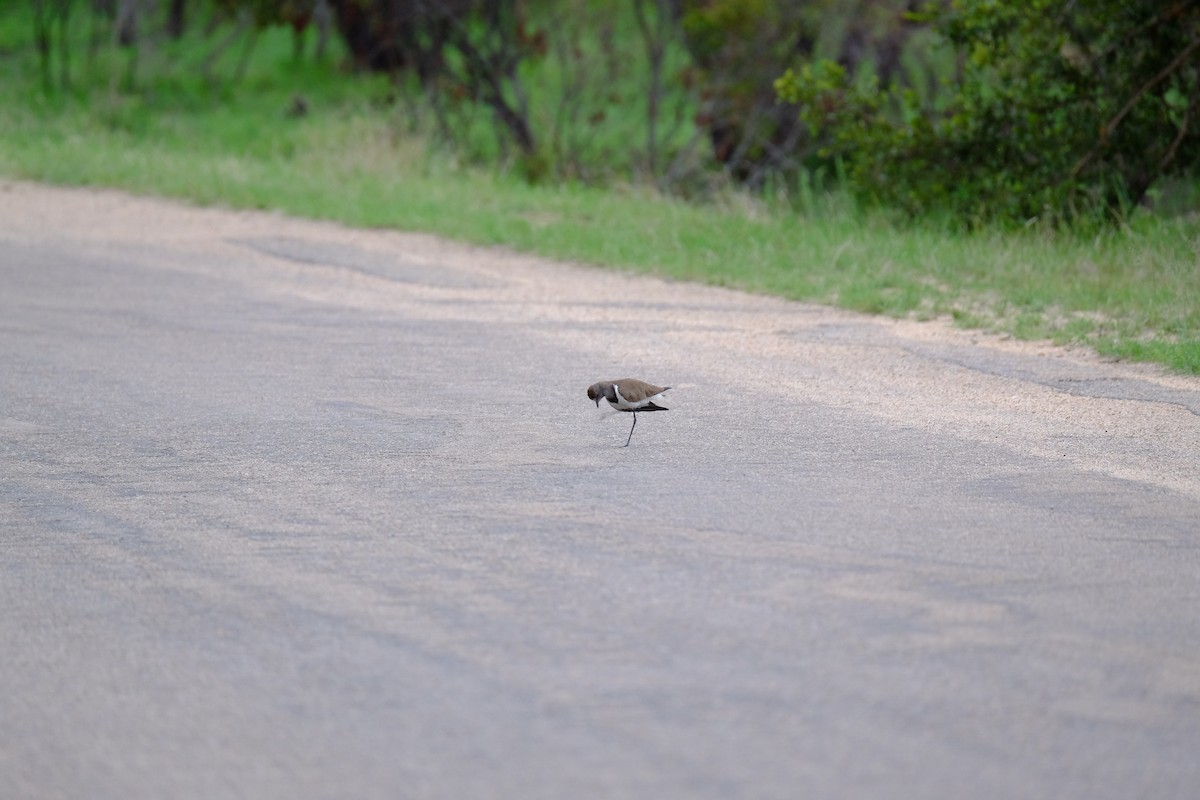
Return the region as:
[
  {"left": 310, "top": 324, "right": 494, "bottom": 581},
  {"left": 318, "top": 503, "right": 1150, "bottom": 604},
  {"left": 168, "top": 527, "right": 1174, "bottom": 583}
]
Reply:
[{"left": 593, "top": 398, "right": 600, "bottom": 408}]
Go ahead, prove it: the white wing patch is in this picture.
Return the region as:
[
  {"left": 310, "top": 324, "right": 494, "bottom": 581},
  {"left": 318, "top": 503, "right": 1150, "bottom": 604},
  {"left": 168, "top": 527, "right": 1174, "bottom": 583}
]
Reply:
[{"left": 611, "top": 384, "right": 629, "bottom": 409}]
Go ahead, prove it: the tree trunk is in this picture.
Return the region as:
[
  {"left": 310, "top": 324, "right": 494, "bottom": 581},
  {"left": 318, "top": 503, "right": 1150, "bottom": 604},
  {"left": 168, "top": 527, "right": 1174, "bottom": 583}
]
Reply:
[{"left": 167, "top": 0, "right": 186, "bottom": 39}]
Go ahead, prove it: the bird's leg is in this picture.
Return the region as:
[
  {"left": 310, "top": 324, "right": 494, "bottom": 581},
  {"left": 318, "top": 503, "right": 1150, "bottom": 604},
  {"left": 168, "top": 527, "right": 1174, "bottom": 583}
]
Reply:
[{"left": 624, "top": 411, "right": 637, "bottom": 447}]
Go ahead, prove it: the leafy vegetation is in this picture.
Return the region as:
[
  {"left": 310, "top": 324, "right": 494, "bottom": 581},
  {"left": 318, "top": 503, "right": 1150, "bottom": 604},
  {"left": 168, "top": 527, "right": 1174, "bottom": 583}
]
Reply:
[
  {"left": 776, "top": 0, "right": 1200, "bottom": 227},
  {"left": 1, "top": 0, "right": 1198, "bottom": 374}
]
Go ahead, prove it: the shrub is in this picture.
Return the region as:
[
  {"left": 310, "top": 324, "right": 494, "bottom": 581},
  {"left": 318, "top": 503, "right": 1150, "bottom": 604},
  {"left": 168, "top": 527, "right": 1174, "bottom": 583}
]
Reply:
[
  {"left": 776, "top": 0, "right": 1200, "bottom": 226},
  {"left": 682, "top": 0, "right": 924, "bottom": 189}
]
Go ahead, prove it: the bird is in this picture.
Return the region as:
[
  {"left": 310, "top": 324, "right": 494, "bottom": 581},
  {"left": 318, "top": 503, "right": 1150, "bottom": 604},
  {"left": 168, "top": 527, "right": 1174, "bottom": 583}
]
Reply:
[{"left": 587, "top": 378, "right": 670, "bottom": 447}]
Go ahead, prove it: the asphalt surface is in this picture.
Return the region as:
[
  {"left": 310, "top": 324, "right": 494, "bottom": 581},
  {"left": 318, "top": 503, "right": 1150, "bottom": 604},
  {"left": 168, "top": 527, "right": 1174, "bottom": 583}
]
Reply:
[{"left": 2, "top": 182, "right": 1199, "bottom": 799}]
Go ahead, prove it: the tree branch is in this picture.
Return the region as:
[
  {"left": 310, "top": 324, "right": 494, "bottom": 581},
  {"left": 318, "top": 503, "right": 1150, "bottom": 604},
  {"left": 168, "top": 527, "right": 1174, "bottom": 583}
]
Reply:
[
  {"left": 1070, "top": 32, "right": 1200, "bottom": 178},
  {"left": 1160, "top": 102, "right": 1191, "bottom": 173}
]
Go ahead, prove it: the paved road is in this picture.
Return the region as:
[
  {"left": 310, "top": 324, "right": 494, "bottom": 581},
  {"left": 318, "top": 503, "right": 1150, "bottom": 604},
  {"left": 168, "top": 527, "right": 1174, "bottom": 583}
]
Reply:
[{"left": 2, "top": 182, "right": 1199, "bottom": 799}]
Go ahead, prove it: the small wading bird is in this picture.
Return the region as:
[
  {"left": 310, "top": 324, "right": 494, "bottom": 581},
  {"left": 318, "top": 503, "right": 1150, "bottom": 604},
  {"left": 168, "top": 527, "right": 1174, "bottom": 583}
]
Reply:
[{"left": 587, "top": 378, "right": 670, "bottom": 447}]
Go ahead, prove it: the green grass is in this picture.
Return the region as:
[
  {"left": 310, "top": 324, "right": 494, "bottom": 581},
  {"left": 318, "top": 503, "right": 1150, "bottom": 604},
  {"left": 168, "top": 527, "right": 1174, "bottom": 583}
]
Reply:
[{"left": 2, "top": 6, "right": 1198, "bottom": 374}]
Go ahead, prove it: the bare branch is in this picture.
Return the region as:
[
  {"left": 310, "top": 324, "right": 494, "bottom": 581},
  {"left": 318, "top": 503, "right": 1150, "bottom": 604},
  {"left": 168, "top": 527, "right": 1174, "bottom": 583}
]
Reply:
[{"left": 1070, "top": 32, "right": 1200, "bottom": 178}]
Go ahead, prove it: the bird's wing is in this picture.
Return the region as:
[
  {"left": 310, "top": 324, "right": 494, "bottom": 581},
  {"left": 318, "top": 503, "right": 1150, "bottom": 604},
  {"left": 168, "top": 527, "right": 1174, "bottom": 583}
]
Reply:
[{"left": 614, "top": 379, "right": 666, "bottom": 402}]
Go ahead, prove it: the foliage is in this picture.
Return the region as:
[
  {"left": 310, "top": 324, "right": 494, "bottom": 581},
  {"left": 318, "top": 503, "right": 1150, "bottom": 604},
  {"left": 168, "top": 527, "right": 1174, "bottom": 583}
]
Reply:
[
  {"left": 680, "top": 0, "right": 927, "bottom": 189},
  {"left": 322, "top": 0, "right": 704, "bottom": 183},
  {"left": 776, "top": 0, "right": 1200, "bottom": 226}
]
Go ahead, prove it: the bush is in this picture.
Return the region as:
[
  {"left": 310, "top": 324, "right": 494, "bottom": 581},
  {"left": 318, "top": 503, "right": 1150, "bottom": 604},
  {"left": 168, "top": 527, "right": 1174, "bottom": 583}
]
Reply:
[
  {"left": 776, "top": 0, "right": 1200, "bottom": 226},
  {"left": 681, "top": 0, "right": 924, "bottom": 189}
]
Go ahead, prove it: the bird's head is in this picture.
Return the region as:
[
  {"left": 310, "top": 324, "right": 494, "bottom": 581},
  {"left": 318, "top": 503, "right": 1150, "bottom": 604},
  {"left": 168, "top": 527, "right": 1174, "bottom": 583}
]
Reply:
[{"left": 587, "top": 382, "right": 607, "bottom": 407}]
